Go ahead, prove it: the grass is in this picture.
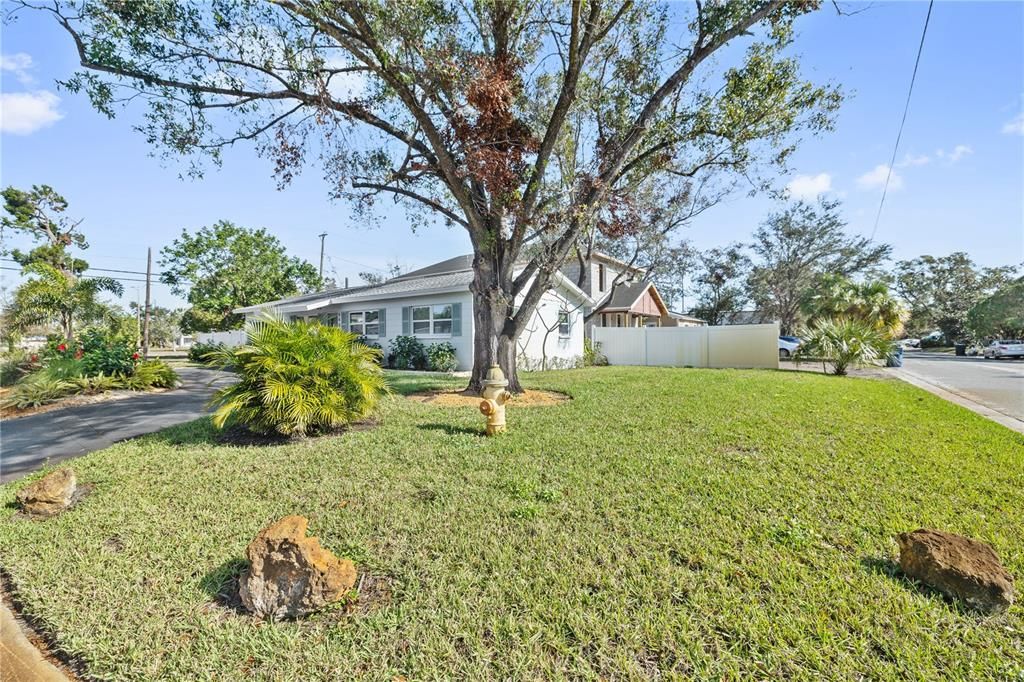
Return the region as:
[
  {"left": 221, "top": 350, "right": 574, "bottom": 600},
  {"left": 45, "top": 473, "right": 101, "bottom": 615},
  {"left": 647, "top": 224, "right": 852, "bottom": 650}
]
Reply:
[{"left": 1, "top": 367, "right": 1022, "bottom": 680}]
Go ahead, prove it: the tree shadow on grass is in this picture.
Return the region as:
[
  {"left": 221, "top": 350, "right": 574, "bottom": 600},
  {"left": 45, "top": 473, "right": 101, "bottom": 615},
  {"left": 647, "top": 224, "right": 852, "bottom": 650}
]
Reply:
[
  {"left": 199, "top": 557, "right": 249, "bottom": 615},
  {"left": 416, "top": 423, "right": 483, "bottom": 437}
]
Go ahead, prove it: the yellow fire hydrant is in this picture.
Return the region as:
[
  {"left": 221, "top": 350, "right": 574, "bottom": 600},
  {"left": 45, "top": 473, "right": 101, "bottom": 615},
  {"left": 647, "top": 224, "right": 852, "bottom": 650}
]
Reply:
[{"left": 479, "top": 364, "right": 512, "bottom": 436}]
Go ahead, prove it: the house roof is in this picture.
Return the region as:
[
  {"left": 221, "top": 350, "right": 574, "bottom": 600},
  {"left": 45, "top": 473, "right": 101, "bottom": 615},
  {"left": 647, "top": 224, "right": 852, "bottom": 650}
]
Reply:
[
  {"left": 596, "top": 281, "right": 668, "bottom": 317},
  {"left": 667, "top": 310, "right": 707, "bottom": 324},
  {"left": 235, "top": 253, "right": 592, "bottom": 313}
]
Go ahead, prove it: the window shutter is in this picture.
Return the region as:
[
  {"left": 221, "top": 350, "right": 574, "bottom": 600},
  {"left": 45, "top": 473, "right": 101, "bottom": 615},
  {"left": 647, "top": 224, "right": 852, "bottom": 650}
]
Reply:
[
  {"left": 452, "top": 302, "right": 462, "bottom": 336},
  {"left": 340, "top": 312, "right": 350, "bottom": 332},
  {"left": 402, "top": 306, "right": 411, "bottom": 335},
  {"left": 378, "top": 308, "right": 387, "bottom": 337}
]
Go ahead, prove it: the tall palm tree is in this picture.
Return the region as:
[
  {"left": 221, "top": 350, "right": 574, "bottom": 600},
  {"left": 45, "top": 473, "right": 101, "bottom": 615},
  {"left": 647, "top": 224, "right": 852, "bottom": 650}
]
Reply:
[
  {"left": 9, "top": 262, "right": 123, "bottom": 340},
  {"left": 804, "top": 275, "right": 908, "bottom": 338}
]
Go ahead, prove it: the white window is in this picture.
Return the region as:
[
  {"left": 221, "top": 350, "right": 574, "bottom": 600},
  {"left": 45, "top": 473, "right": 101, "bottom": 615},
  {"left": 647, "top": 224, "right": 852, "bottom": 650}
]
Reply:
[
  {"left": 412, "top": 304, "right": 453, "bottom": 335},
  {"left": 558, "top": 310, "right": 570, "bottom": 337},
  {"left": 349, "top": 310, "right": 381, "bottom": 337}
]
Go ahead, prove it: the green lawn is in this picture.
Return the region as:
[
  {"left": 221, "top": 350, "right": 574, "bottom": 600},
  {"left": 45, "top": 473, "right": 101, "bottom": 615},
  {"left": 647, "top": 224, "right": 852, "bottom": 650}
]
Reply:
[{"left": 1, "top": 367, "right": 1022, "bottom": 680}]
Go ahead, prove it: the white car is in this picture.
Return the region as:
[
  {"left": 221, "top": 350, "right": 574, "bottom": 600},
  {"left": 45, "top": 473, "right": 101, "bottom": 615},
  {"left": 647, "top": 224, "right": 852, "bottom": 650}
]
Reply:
[
  {"left": 778, "top": 336, "right": 801, "bottom": 359},
  {"left": 982, "top": 339, "right": 1024, "bottom": 359}
]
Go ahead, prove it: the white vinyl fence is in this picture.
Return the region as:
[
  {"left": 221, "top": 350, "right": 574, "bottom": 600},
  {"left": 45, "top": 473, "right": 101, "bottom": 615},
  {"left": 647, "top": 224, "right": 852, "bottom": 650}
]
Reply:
[
  {"left": 593, "top": 323, "right": 779, "bottom": 369},
  {"left": 194, "top": 329, "right": 248, "bottom": 347}
]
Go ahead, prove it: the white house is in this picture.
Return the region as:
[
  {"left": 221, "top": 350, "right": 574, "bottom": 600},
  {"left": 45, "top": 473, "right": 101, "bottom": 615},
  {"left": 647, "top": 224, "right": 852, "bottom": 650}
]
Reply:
[{"left": 234, "top": 255, "right": 593, "bottom": 371}]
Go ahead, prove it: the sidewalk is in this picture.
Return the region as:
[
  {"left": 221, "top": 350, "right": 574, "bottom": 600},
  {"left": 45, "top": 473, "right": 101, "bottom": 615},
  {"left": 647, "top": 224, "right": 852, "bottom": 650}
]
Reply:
[{"left": 1, "top": 600, "right": 71, "bottom": 682}]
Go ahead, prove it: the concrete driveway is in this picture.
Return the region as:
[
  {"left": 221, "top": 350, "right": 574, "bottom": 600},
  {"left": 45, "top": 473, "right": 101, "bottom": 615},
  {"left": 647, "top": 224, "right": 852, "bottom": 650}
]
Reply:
[
  {"left": 896, "top": 351, "right": 1023, "bottom": 430},
  {"left": 1, "top": 367, "right": 234, "bottom": 483}
]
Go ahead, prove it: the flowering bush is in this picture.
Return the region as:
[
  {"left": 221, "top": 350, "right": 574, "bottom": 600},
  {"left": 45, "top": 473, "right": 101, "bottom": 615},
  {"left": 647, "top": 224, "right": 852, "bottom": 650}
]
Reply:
[{"left": 388, "top": 335, "right": 428, "bottom": 370}]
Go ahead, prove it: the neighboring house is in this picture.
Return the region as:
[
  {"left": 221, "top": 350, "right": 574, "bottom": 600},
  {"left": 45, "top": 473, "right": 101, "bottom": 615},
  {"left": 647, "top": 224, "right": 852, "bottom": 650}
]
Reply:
[
  {"left": 560, "top": 251, "right": 706, "bottom": 333},
  {"left": 235, "top": 255, "right": 593, "bottom": 371}
]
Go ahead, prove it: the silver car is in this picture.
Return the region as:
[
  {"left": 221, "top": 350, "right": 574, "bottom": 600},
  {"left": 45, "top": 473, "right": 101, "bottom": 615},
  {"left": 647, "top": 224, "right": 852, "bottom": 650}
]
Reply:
[{"left": 982, "top": 339, "right": 1024, "bottom": 359}]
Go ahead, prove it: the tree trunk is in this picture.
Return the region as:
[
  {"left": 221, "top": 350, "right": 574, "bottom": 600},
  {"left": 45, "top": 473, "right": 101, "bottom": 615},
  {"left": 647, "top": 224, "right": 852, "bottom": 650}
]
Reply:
[
  {"left": 63, "top": 311, "right": 74, "bottom": 341},
  {"left": 467, "top": 255, "right": 523, "bottom": 394}
]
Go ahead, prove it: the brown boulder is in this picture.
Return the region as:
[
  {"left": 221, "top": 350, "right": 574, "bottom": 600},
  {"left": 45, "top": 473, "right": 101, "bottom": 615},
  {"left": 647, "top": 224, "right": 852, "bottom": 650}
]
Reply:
[
  {"left": 239, "top": 515, "right": 356, "bottom": 620},
  {"left": 15, "top": 468, "right": 76, "bottom": 517},
  {"left": 897, "top": 528, "right": 1015, "bottom": 614}
]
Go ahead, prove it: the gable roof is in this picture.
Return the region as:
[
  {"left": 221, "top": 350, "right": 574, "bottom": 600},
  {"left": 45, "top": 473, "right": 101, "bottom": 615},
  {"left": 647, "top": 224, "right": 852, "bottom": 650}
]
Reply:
[
  {"left": 235, "top": 253, "right": 592, "bottom": 313},
  {"left": 595, "top": 281, "right": 669, "bottom": 317}
]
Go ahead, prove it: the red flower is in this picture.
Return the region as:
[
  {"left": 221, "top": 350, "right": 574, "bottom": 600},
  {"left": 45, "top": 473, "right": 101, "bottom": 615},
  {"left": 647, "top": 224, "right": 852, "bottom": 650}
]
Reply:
[
  {"left": 132, "top": 352, "right": 140, "bottom": 360},
  {"left": 57, "top": 343, "right": 67, "bottom": 352},
  {"left": 30, "top": 354, "right": 39, "bottom": 363},
  {"left": 74, "top": 349, "right": 84, "bottom": 359}
]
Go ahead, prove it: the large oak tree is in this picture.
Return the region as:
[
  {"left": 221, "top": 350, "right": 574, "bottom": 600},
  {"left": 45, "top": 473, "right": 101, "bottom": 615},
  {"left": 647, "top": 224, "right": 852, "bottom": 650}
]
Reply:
[{"left": 22, "top": 0, "right": 841, "bottom": 391}]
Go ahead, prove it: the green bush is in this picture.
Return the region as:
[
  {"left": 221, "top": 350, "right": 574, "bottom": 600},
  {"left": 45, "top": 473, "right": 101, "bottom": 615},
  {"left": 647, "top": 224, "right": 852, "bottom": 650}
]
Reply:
[
  {"left": 583, "top": 338, "right": 609, "bottom": 366},
  {"left": 80, "top": 329, "right": 137, "bottom": 376},
  {"left": 389, "top": 335, "right": 428, "bottom": 370},
  {"left": 188, "top": 341, "right": 226, "bottom": 364},
  {"left": 42, "top": 356, "right": 86, "bottom": 380},
  {"left": 71, "top": 373, "right": 124, "bottom": 394},
  {"left": 207, "top": 314, "right": 387, "bottom": 436},
  {"left": 121, "top": 360, "right": 179, "bottom": 390},
  {"left": 0, "top": 349, "right": 34, "bottom": 386},
  {"left": 2, "top": 373, "right": 76, "bottom": 409},
  {"left": 794, "top": 317, "right": 895, "bottom": 376},
  {"left": 426, "top": 341, "right": 458, "bottom": 372}
]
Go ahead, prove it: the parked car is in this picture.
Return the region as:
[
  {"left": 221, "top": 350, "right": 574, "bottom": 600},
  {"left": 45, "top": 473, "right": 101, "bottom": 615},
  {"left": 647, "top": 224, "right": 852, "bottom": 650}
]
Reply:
[
  {"left": 982, "top": 339, "right": 1024, "bottom": 359},
  {"left": 900, "top": 338, "right": 920, "bottom": 349},
  {"left": 778, "top": 336, "right": 801, "bottom": 359}
]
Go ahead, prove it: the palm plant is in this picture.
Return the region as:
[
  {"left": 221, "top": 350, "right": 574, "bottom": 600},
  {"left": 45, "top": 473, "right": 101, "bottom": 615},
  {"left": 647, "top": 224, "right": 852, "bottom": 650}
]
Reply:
[
  {"left": 794, "top": 316, "right": 895, "bottom": 376},
  {"left": 804, "top": 275, "right": 908, "bottom": 338},
  {"left": 8, "top": 262, "right": 123, "bottom": 340},
  {"left": 207, "top": 314, "right": 387, "bottom": 436}
]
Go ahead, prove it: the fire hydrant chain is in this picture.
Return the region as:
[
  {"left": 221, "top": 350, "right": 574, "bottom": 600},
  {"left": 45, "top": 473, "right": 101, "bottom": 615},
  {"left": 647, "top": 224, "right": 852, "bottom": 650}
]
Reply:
[{"left": 479, "top": 365, "right": 511, "bottom": 436}]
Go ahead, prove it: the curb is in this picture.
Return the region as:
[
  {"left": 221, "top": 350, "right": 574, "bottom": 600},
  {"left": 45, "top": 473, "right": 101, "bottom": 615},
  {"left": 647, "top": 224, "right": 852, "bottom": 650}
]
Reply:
[
  {"left": 892, "top": 368, "right": 1024, "bottom": 435},
  {"left": 0, "top": 600, "right": 71, "bottom": 682}
]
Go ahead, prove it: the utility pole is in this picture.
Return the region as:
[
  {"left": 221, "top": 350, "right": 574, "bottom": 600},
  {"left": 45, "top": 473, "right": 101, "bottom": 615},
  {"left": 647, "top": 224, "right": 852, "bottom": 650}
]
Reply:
[
  {"left": 318, "top": 232, "right": 328, "bottom": 283},
  {"left": 143, "top": 247, "right": 152, "bottom": 359}
]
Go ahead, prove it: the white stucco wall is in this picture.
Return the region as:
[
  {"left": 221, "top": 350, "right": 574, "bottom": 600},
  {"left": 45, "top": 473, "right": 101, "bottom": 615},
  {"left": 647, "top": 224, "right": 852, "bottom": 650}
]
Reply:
[
  {"left": 515, "top": 287, "right": 585, "bottom": 370},
  {"left": 246, "top": 282, "right": 587, "bottom": 372}
]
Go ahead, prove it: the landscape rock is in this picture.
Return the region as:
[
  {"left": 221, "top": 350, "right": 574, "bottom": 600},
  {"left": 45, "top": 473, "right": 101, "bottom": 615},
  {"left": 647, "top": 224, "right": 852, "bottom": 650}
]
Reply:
[
  {"left": 897, "top": 528, "right": 1015, "bottom": 614},
  {"left": 239, "top": 515, "right": 356, "bottom": 620},
  {"left": 15, "top": 468, "right": 77, "bottom": 517}
]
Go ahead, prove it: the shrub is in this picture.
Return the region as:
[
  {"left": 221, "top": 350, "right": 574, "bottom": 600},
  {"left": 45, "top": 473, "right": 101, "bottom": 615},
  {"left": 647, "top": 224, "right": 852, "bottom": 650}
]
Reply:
[
  {"left": 389, "top": 335, "right": 428, "bottom": 370},
  {"left": 583, "top": 338, "right": 608, "bottom": 366},
  {"left": 42, "top": 356, "right": 86, "bottom": 380},
  {"left": 426, "top": 342, "right": 458, "bottom": 372},
  {"left": 207, "top": 314, "right": 387, "bottom": 436},
  {"left": 80, "top": 329, "right": 137, "bottom": 376},
  {"left": 0, "top": 349, "right": 34, "bottom": 386},
  {"left": 189, "top": 341, "right": 226, "bottom": 364},
  {"left": 2, "top": 373, "right": 76, "bottom": 409},
  {"left": 358, "top": 338, "right": 385, "bottom": 365},
  {"left": 71, "top": 373, "right": 125, "bottom": 394},
  {"left": 121, "top": 360, "right": 179, "bottom": 390},
  {"left": 794, "top": 317, "right": 895, "bottom": 376}
]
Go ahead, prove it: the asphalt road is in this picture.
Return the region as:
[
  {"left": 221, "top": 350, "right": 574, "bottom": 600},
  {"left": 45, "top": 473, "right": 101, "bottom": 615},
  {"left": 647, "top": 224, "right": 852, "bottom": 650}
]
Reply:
[
  {"left": 899, "top": 351, "right": 1023, "bottom": 423},
  {"left": 0, "top": 367, "right": 234, "bottom": 483}
]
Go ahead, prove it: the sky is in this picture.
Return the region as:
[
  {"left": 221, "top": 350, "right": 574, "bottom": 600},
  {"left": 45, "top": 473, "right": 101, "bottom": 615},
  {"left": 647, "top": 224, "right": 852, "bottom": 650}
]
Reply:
[{"left": 1, "top": 1, "right": 1022, "bottom": 312}]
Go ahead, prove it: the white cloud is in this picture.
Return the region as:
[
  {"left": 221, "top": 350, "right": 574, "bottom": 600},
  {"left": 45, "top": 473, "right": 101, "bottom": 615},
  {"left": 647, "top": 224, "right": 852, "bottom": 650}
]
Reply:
[
  {"left": 1, "top": 91, "right": 63, "bottom": 135},
  {"left": 785, "top": 172, "right": 832, "bottom": 200},
  {"left": 1001, "top": 112, "right": 1024, "bottom": 135},
  {"left": 857, "top": 164, "right": 902, "bottom": 191},
  {"left": 896, "top": 153, "right": 930, "bottom": 168},
  {"left": 1, "top": 52, "right": 35, "bottom": 85},
  {"left": 936, "top": 144, "right": 973, "bottom": 163}
]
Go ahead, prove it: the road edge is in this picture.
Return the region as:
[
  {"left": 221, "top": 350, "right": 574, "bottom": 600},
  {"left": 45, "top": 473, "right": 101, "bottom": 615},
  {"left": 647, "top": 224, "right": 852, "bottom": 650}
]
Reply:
[{"left": 892, "top": 368, "right": 1024, "bottom": 435}]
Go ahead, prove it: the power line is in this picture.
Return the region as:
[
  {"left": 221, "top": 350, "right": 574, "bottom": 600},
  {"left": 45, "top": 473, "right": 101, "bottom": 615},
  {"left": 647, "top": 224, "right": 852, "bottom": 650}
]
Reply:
[
  {"left": 870, "top": 0, "right": 934, "bottom": 241},
  {"left": 0, "top": 266, "right": 189, "bottom": 286},
  {"left": 0, "top": 258, "right": 192, "bottom": 284}
]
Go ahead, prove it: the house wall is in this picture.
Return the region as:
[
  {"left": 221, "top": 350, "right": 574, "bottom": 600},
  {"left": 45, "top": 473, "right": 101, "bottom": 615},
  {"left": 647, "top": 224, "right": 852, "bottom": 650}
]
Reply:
[
  {"left": 246, "top": 284, "right": 586, "bottom": 372},
  {"left": 250, "top": 290, "right": 476, "bottom": 370},
  {"left": 515, "top": 287, "right": 585, "bottom": 370}
]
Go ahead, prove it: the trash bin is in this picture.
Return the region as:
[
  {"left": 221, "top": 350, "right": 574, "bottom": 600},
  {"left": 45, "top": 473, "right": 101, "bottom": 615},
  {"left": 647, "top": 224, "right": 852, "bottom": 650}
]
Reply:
[
  {"left": 886, "top": 345, "right": 904, "bottom": 368},
  {"left": 954, "top": 343, "right": 967, "bottom": 356}
]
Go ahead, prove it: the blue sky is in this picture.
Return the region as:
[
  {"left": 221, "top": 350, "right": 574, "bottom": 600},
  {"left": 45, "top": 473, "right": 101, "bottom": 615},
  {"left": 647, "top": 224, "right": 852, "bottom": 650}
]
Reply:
[{"left": 1, "top": 1, "right": 1022, "bottom": 311}]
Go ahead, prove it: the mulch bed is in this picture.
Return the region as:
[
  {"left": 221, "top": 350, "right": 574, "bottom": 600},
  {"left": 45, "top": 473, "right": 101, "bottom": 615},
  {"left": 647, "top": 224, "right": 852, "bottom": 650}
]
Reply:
[{"left": 406, "top": 389, "right": 569, "bottom": 408}]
